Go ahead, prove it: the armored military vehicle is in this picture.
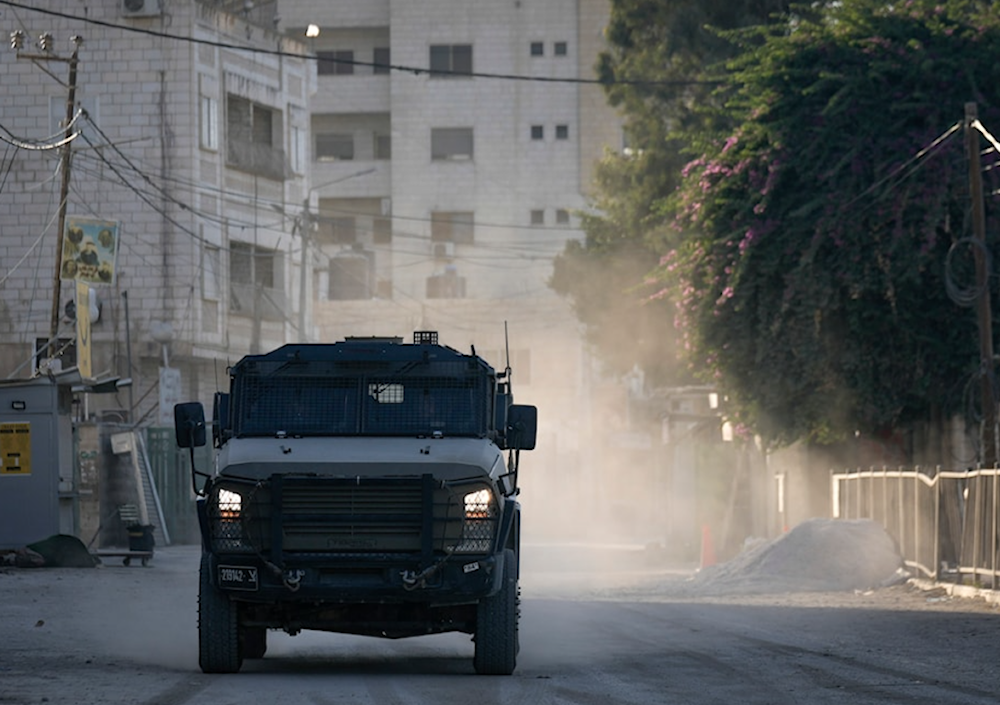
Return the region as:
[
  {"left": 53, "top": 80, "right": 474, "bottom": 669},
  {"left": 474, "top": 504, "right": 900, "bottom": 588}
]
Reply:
[{"left": 174, "top": 331, "right": 537, "bottom": 675}]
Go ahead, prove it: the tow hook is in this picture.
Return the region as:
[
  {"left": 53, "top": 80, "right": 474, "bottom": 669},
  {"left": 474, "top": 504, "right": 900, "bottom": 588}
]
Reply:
[
  {"left": 401, "top": 549, "right": 454, "bottom": 591},
  {"left": 283, "top": 569, "right": 305, "bottom": 592}
]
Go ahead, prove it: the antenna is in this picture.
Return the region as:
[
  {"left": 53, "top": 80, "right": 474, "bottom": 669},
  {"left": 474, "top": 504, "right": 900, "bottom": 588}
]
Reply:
[{"left": 503, "top": 321, "right": 512, "bottom": 386}]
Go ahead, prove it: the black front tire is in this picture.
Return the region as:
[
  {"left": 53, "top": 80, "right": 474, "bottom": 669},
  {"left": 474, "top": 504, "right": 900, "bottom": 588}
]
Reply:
[
  {"left": 474, "top": 549, "right": 519, "bottom": 675},
  {"left": 198, "top": 553, "right": 243, "bottom": 673}
]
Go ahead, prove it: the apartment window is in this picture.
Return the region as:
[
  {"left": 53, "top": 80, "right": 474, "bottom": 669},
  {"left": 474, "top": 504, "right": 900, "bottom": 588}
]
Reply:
[
  {"left": 373, "top": 47, "right": 390, "bottom": 75},
  {"left": 530, "top": 42, "right": 544, "bottom": 56},
  {"left": 229, "top": 242, "right": 285, "bottom": 319},
  {"left": 530, "top": 210, "right": 545, "bottom": 225},
  {"left": 556, "top": 209, "right": 570, "bottom": 225},
  {"left": 373, "top": 218, "right": 392, "bottom": 244},
  {"left": 430, "top": 44, "right": 472, "bottom": 77},
  {"left": 316, "top": 133, "right": 354, "bottom": 161},
  {"left": 228, "top": 96, "right": 273, "bottom": 147},
  {"left": 200, "top": 95, "right": 218, "bottom": 150},
  {"left": 554, "top": 41, "right": 568, "bottom": 56},
  {"left": 317, "top": 50, "right": 354, "bottom": 76},
  {"left": 375, "top": 132, "right": 392, "bottom": 160},
  {"left": 431, "top": 128, "right": 473, "bottom": 160},
  {"left": 226, "top": 95, "right": 284, "bottom": 179},
  {"left": 431, "top": 211, "right": 474, "bottom": 244},
  {"left": 530, "top": 125, "right": 544, "bottom": 141},
  {"left": 231, "top": 242, "right": 276, "bottom": 288},
  {"left": 556, "top": 124, "right": 569, "bottom": 140}
]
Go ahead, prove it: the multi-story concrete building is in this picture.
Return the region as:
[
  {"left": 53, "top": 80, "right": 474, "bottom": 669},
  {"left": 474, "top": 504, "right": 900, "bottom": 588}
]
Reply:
[
  {"left": 0, "top": 0, "right": 636, "bottom": 544},
  {"left": 0, "top": 1, "right": 310, "bottom": 424},
  {"left": 273, "top": 0, "right": 624, "bottom": 540}
]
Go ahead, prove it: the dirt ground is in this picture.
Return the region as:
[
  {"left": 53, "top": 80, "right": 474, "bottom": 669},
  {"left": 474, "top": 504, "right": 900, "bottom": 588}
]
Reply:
[{"left": 2, "top": 543, "right": 999, "bottom": 705}]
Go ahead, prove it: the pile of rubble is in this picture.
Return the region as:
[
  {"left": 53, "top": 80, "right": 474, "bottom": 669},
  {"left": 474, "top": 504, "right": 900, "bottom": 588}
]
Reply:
[{"left": 687, "top": 518, "right": 906, "bottom": 595}]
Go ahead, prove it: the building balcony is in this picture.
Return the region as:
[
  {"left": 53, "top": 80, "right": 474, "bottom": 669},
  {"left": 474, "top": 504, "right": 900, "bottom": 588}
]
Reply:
[{"left": 226, "top": 140, "right": 288, "bottom": 182}]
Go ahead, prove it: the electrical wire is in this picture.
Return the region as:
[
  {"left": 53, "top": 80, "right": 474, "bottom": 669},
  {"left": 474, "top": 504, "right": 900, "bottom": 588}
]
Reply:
[
  {"left": 944, "top": 237, "right": 989, "bottom": 308},
  {"left": 972, "top": 119, "right": 1000, "bottom": 159},
  {"left": 0, "top": 202, "right": 62, "bottom": 289},
  {"left": 0, "top": 0, "right": 720, "bottom": 89},
  {"left": 0, "top": 110, "right": 84, "bottom": 150},
  {"left": 838, "top": 122, "right": 962, "bottom": 212},
  {"left": 61, "top": 138, "right": 581, "bottom": 265},
  {"left": 67, "top": 143, "right": 585, "bottom": 240},
  {"left": 0, "top": 140, "right": 16, "bottom": 197}
]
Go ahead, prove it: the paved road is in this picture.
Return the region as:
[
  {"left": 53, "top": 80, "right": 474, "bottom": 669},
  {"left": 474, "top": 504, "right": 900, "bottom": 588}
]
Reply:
[{"left": 2, "top": 544, "right": 999, "bottom": 704}]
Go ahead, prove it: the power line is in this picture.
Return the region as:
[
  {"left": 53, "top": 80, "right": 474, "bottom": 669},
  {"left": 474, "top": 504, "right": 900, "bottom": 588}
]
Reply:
[
  {"left": 58, "top": 128, "right": 584, "bottom": 256},
  {"left": 0, "top": 0, "right": 720, "bottom": 88},
  {"left": 838, "top": 122, "right": 962, "bottom": 211},
  {"left": 54, "top": 141, "right": 569, "bottom": 281},
  {"left": 0, "top": 110, "right": 84, "bottom": 150},
  {"left": 55, "top": 129, "right": 587, "bottom": 242}
]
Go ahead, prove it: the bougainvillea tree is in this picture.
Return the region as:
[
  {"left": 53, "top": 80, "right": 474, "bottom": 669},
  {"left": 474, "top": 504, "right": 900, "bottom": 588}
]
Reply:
[
  {"left": 552, "top": 0, "right": 793, "bottom": 384},
  {"left": 665, "top": 0, "right": 1000, "bottom": 445}
]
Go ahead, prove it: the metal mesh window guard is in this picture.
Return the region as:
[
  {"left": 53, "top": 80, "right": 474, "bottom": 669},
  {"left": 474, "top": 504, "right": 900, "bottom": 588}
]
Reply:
[{"left": 232, "top": 360, "right": 489, "bottom": 437}]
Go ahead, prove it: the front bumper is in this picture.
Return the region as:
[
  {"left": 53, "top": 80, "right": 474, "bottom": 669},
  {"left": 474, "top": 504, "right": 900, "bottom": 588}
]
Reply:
[{"left": 207, "top": 550, "right": 503, "bottom": 604}]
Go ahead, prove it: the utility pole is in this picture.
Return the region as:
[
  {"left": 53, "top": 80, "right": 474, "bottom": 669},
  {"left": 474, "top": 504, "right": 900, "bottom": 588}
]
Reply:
[
  {"left": 297, "top": 197, "right": 311, "bottom": 341},
  {"left": 10, "top": 31, "right": 83, "bottom": 353},
  {"left": 965, "top": 102, "right": 997, "bottom": 467}
]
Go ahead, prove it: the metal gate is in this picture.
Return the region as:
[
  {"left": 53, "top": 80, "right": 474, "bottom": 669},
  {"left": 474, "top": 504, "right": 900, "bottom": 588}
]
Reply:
[{"left": 144, "top": 426, "right": 212, "bottom": 544}]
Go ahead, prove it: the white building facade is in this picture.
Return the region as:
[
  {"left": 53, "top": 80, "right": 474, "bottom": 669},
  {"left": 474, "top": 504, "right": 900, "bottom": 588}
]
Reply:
[{"left": 0, "top": 1, "right": 310, "bottom": 421}]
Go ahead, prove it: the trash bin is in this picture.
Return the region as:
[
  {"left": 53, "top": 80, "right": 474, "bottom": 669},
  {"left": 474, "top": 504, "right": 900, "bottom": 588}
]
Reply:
[{"left": 126, "top": 524, "right": 155, "bottom": 553}]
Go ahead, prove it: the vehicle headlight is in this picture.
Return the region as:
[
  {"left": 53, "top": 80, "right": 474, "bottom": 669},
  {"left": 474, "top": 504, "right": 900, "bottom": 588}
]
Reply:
[
  {"left": 218, "top": 488, "right": 242, "bottom": 518},
  {"left": 464, "top": 488, "right": 492, "bottom": 519},
  {"left": 453, "top": 488, "right": 495, "bottom": 554},
  {"left": 210, "top": 485, "right": 251, "bottom": 552}
]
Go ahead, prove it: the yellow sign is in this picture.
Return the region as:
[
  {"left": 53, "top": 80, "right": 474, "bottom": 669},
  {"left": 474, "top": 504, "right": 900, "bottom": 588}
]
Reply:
[
  {"left": 76, "top": 281, "right": 92, "bottom": 379},
  {"left": 0, "top": 422, "right": 32, "bottom": 475}
]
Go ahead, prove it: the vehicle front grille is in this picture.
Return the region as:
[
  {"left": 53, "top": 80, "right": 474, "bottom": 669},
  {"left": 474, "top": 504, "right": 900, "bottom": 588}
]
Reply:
[{"left": 210, "top": 475, "right": 496, "bottom": 558}]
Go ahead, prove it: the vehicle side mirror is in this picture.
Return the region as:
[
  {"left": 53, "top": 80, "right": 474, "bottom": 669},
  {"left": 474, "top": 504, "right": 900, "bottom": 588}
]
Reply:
[
  {"left": 507, "top": 404, "right": 537, "bottom": 451},
  {"left": 174, "top": 402, "right": 207, "bottom": 448}
]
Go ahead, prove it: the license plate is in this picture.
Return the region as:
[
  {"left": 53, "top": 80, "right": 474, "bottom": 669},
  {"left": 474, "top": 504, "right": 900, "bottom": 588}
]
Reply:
[{"left": 218, "top": 564, "right": 259, "bottom": 591}]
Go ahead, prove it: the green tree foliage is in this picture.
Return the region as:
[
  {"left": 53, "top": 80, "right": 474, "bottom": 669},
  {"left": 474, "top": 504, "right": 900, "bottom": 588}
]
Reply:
[
  {"left": 552, "top": 0, "right": 792, "bottom": 384},
  {"left": 666, "top": 0, "right": 1000, "bottom": 446}
]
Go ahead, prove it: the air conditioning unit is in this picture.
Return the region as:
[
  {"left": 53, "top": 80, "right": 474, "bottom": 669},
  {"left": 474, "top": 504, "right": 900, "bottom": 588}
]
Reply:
[
  {"left": 121, "top": 0, "right": 162, "bottom": 18},
  {"left": 432, "top": 241, "right": 456, "bottom": 259}
]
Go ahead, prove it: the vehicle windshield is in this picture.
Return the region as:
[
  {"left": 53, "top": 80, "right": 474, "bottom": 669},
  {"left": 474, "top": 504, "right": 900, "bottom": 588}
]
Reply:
[{"left": 232, "top": 367, "right": 489, "bottom": 437}]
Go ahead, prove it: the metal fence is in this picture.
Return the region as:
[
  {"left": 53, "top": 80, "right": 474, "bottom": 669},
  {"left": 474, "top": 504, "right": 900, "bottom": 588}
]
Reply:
[{"left": 832, "top": 467, "right": 1000, "bottom": 588}]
